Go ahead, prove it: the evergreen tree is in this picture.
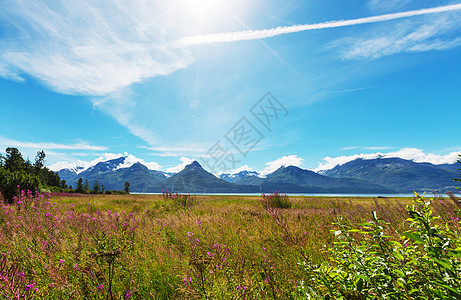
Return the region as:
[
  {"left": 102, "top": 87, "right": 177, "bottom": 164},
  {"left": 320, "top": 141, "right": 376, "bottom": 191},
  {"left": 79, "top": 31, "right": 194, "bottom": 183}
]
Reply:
[
  {"left": 83, "top": 179, "right": 90, "bottom": 192},
  {"left": 76, "top": 178, "right": 84, "bottom": 193},
  {"left": 455, "top": 154, "right": 461, "bottom": 184},
  {"left": 34, "top": 151, "right": 46, "bottom": 169},
  {"left": 124, "top": 181, "right": 130, "bottom": 194},
  {"left": 92, "top": 180, "right": 100, "bottom": 194},
  {"left": 4, "top": 147, "right": 25, "bottom": 172}
]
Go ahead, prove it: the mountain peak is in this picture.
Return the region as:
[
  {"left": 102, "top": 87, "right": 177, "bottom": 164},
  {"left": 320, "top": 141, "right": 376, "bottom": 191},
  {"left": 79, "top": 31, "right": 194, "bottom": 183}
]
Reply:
[{"left": 185, "top": 161, "right": 202, "bottom": 169}]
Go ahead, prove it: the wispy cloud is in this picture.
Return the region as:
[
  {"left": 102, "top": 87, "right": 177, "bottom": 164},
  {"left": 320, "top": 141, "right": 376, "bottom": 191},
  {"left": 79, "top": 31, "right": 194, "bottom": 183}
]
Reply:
[
  {"left": 0, "top": 0, "right": 190, "bottom": 96},
  {"left": 174, "top": 3, "right": 461, "bottom": 47},
  {"left": 0, "top": 136, "right": 107, "bottom": 151},
  {"left": 314, "top": 148, "right": 461, "bottom": 172},
  {"left": 334, "top": 12, "right": 461, "bottom": 60}
]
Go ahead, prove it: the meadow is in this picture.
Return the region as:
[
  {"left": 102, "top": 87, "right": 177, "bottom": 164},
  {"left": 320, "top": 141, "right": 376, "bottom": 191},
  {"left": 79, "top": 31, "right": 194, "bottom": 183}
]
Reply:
[{"left": 0, "top": 191, "right": 460, "bottom": 299}]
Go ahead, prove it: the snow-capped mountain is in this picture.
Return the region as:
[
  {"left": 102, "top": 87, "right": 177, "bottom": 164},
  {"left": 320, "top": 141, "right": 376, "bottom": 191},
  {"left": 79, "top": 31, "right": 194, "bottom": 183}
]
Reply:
[
  {"left": 57, "top": 156, "right": 170, "bottom": 191},
  {"left": 220, "top": 170, "right": 260, "bottom": 183}
]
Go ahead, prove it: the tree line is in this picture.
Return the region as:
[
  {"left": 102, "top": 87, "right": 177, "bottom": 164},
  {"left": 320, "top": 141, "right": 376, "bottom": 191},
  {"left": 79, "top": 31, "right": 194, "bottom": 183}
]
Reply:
[{"left": 0, "top": 147, "right": 130, "bottom": 203}]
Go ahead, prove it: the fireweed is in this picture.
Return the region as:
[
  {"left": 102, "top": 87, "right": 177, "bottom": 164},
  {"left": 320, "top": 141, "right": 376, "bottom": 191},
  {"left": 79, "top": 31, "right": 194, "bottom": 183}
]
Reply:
[{"left": 0, "top": 190, "right": 460, "bottom": 299}]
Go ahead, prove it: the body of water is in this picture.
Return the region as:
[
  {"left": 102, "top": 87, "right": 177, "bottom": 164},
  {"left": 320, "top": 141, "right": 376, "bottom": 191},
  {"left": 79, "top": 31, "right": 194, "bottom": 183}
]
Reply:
[{"left": 131, "top": 192, "right": 435, "bottom": 198}]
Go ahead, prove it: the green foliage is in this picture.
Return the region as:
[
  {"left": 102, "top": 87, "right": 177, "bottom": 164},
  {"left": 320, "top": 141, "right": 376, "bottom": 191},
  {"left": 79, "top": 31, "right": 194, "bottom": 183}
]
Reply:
[
  {"left": 76, "top": 178, "right": 84, "bottom": 193},
  {"left": 300, "top": 193, "right": 461, "bottom": 299},
  {"left": 161, "top": 190, "right": 197, "bottom": 210},
  {"left": 261, "top": 191, "right": 292, "bottom": 209},
  {"left": 83, "top": 179, "right": 90, "bottom": 192},
  {"left": 0, "top": 148, "right": 61, "bottom": 202},
  {"left": 92, "top": 180, "right": 101, "bottom": 194},
  {"left": 455, "top": 154, "right": 461, "bottom": 184},
  {"left": 0, "top": 168, "right": 41, "bottom": 203},
  {"left": 124, "top": 182, "right": 130, "bottom": 194}
]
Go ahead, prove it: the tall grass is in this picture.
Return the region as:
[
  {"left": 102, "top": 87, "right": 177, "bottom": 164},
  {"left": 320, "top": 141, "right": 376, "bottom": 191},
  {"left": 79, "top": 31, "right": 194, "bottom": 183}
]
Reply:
[{"left": 0, "top": 190, "right": 458, "bottom": 298}]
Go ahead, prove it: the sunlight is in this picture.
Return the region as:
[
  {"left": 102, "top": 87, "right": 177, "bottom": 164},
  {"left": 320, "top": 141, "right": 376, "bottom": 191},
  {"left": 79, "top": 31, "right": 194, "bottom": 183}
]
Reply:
[{"left": 182, "top": 0, "right": 226, "bottom": 25}]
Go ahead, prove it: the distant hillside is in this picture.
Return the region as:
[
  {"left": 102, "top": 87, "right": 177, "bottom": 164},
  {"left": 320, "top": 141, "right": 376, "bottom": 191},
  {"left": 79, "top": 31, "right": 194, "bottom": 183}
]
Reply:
[
  {"left": 220, "top": 170, "right": 260, "bottom": 183},
  {"left": 322, "top": 157, "right": 459, "bottom": 193},
  {"left": 56, "top": 156, "right": 460, "bottom": 194},
  {"left": 153, "top": 161, "right": 259, "bottom": 193},
  {"left": 58, "top": 157, "right": 167, "bottom": 192},
  {"left": 236, "top": 166, "right": 394, "bottom": 193}
]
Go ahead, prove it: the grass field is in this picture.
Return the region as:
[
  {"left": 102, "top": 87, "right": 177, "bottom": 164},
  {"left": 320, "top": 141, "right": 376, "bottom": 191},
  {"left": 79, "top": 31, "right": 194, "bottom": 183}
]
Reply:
[{"left": 0, "top": 192, "right": 459, "bottom": 299}]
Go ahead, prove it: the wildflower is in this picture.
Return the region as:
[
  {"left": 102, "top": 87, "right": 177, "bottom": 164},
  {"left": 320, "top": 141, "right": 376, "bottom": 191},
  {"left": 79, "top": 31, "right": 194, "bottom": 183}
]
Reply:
[
  {"left": 59, "top": 259, "right": 65, "bottom": 265},
  {"left": 125, "top": 290, "right": 134, "bottom": 299},
  {"left": 98, "top": 283, "right": 104, "bottom": 292},
  {"left": 207, "top": 251, "right": 213, "bottom": 257},
  {"left": 25, "top": 282, "right": 36, "bottom": 291},
  {"left": 195, "top": 238, "right": 200, "bottom": 243},
  {"left": 45, "top": 212, "right": 51, "bottom": 217}
]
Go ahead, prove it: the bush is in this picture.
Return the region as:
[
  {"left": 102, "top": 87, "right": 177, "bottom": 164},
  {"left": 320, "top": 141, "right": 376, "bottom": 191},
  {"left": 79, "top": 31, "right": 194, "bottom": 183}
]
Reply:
[
  {"left": 294, "top": 193, "right": 461, "bottom": 299},
  {"left": 260, "top": 191, "right": 292, "bottom": 209},
  {"left": 162, "top": 190, "right": 197, "bottom": 208},
  {"left": 0, "top": 168, "right": 41, "bottom": 203}
]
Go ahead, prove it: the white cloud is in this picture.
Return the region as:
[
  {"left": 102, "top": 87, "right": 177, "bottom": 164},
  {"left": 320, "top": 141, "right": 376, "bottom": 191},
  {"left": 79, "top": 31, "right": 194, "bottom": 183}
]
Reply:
[
  {"left": 115, "top": 154, "right": 161, "bottom": 171},
  {"left": 166, "top": 157, "right": 195, "bottom": 173},
  {"left": 259, "top": 155, "right": 304, "bottom": 176},
  {"left": 333, "top": 10, "right": 461, "bottom": 60},
  {"left": 0, "top": 0, "right": 190, "bottom": 96},
  {"left": 313, "top": 148, "right": 461, "bottom": 172},
  {"left": 49, "top": 152, "right": 161, "bottom": 172},
  {"left": 0, "top": 136, "right": 107, "bottom": 151},
  {"left": 174, "top": 3, "right": 461, "bottom": 47}
]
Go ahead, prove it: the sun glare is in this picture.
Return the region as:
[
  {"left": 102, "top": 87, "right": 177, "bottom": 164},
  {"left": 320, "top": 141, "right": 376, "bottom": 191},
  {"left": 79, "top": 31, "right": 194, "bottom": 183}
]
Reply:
[{"left": 183, "top": 0, "right": 224, "bottom": 23}]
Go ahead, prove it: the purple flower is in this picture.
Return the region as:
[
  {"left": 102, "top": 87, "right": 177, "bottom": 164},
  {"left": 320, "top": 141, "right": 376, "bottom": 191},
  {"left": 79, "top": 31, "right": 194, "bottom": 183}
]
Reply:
[
  {"left": 25, "top": 282, "right": 36, "bottom": 291},
  {"left": 98, "top": 283, "right": 104, "bottom": 292},
  {"left": 125, "top": 290, "right": 133, "bottom": 299}
]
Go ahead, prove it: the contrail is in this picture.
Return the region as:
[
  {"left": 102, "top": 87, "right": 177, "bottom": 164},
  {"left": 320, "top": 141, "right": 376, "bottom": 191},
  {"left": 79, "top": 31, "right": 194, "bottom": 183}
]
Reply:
[{"left": 173, "top": 3, "right": 461, "bottom": 47}]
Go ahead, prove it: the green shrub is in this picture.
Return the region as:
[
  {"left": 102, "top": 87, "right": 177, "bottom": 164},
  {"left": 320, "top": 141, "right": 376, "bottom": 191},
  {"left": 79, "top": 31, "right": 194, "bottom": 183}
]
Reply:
[
  {"left": 261, "top": 191, "right": 292, "bottom": 209},
  {"left": 0, "top": 168, "right": 41, "bottom": 203},
  {"left": 297, "top": 193, "right": 461, "bottom": 299}
]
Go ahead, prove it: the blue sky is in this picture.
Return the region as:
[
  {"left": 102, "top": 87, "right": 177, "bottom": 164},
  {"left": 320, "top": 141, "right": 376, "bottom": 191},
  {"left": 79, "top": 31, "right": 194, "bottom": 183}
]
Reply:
[{"left": 0, "top": 0, "right": 460, "bottom": 175}]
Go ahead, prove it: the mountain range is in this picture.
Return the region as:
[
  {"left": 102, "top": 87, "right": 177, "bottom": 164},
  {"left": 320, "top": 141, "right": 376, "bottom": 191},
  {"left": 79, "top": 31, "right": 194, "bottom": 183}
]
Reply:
[{"left": 57, "top": 156, "right": 460, "bottom": 194}]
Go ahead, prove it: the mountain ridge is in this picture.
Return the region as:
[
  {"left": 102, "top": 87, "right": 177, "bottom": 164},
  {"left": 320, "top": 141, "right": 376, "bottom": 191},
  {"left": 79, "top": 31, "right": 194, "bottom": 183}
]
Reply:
[{"left": 57, "top": 156, "right": 460, "bottom": 194}]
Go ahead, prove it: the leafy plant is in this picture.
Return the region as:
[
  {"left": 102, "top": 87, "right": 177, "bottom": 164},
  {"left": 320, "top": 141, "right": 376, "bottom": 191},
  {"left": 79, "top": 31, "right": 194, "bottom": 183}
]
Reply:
[{"left": 261, "top": 191, "right": 292, "bottom": 209}]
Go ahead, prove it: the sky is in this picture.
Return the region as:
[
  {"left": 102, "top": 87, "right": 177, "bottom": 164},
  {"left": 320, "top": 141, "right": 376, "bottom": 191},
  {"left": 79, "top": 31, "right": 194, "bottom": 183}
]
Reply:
[{"left": 0, "top": 0, "right": 460, "bottom": 175}]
